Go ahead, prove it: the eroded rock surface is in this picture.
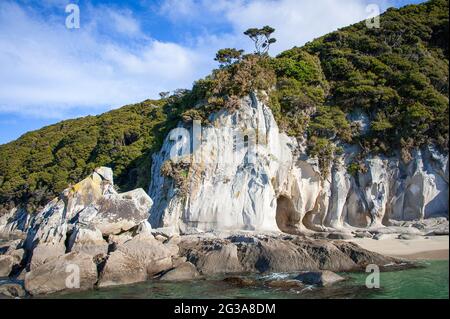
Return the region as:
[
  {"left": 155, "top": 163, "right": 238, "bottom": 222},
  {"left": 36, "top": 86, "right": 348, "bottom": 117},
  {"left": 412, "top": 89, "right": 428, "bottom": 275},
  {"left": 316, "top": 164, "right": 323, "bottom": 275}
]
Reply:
[
  {"left": 24, "top": 252, "right": 98, "bottom": 295},
  {"left": 149, "top": 93, "right": 448, "bottom": 235}
]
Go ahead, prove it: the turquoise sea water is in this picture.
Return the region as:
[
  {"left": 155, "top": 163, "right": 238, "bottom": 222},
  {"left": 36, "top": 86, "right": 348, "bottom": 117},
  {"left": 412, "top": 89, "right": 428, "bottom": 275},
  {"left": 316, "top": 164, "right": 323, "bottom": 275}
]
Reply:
[{"left": 40, "top": 260, "right": 448, "bottom": 299}]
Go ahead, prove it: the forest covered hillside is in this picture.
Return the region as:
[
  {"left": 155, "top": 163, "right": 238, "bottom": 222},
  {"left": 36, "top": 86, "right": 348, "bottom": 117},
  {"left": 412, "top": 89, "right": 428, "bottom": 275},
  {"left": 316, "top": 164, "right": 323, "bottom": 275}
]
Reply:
[{"left": 0, "top": 0, "right": 448, "bottom": 214}]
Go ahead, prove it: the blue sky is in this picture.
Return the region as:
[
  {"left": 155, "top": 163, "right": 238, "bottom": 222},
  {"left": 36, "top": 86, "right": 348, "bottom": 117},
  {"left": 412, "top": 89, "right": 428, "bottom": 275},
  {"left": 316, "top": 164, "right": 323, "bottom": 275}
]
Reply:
[{"left": 0, "top": 0, "right": 426, "bottom": 144}]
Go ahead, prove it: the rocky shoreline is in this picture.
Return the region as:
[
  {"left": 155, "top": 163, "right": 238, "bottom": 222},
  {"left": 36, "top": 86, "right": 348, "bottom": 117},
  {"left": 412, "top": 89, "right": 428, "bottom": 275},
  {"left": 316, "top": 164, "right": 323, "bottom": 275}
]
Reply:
[
  {"left": 0, "top": 231, "right": 416, "bottom": 298},
  {"left": 0, "top": 165, "right": 447, "bottom": 298}
]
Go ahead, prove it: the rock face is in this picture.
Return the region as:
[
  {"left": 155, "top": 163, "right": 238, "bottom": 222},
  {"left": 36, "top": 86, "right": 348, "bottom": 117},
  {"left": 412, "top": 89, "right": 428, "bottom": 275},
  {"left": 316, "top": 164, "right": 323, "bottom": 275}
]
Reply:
[
  {"left": 149, "top": 93, "right": 448, "bottom": 234},
  {"left": 98, "top": 232, "right": 175, "bottom": 287},
  {"left": 178, "top": 234, "right": 400, "bottom": 274},
  {"left": 24, "top": 252, "right": 98, "bottom": 295},
  {"left": 0, "top": 255, "right": 15, "bottom": 277},
  {"left": 0, "top": 168, "right": 153, "bottom": 291},
  {"left": 0, "top": 207, "right": 29, "bottom": 239},
  {"left": 160, "top": 262, "right": 200, "bottom": 281}
]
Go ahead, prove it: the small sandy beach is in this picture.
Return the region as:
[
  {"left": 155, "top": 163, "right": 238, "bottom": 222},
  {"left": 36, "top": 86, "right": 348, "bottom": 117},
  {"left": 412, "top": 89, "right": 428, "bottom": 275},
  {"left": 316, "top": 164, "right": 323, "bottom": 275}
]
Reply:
[{"left": 349, "top": 236, "right": 449, "bottom": 260}]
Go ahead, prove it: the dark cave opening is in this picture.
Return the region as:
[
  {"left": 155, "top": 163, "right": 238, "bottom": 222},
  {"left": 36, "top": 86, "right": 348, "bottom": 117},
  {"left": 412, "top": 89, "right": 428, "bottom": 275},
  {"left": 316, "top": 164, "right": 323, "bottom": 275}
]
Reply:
[{"left": 275, "top": 195, "right": 300, "bottom": 234}]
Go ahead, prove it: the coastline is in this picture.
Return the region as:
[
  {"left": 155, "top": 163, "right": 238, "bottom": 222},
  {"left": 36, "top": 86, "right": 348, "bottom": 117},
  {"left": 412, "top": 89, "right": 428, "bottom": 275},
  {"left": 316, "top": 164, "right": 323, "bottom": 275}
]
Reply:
[{"left": 348, "top": 236, "right": 449, "bottom": 261}]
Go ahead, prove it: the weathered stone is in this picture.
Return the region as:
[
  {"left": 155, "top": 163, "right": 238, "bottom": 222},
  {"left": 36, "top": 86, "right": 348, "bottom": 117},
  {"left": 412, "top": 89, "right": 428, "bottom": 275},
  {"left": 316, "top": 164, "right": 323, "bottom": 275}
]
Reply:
[
  {"left": 81, "top": 189, "right": 152, "bottom": 236},
  {"left": 30, "top": 242, "right": 66, "bottom": 270},
  {"left": 0, "top": 283, "right": 26, "bottom": 298},
  {"left": 148, "top": 94, "right": 448, "bottom": 234},
  {"left": 68, "top": 226, "right": 108, "bottom": 257},
  {"left": 193, "top": 243, "right": 243, "bottom": 275},
  {"left": 239, "top": 239, "right": 319, "bottom": 273},
  {"left": 1, "top": 239, "right": 22, "bottom": 254},
  {"left": 265, "top": 279, "right": 304, "bottom": 289},
  {"left": 98, "top": 233, "right": 174, "bottom": 287},
  {"left": 295, "top": 270, "right": 345, "bottom": 287},
  {"left": 24, "top": 252, "right": 98, "bottom": 295},
  {"left": 160, "top": 262, "right": 200, "bottom": 281},
  {"left": 0, "top": 207, "right": 29, "bottom": 237},
  {"left": 0, "top": 255, "right": 14, "bottom": 277}
]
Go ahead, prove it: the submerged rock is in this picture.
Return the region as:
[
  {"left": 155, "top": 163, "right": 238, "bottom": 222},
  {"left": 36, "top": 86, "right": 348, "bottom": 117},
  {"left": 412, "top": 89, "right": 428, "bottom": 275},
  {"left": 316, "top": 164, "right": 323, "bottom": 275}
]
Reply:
[
  {"left": 295, "top": 270, "right": 345, "bottom": 287},
  {"left": 25, "top": 252, "right": 98, "bottom": 295},
  {"left": 223, "top": 277, "right": 257, "bottom": 287},
  {"left": 265, "top": 279, "right": 304, "bottom": 289}
]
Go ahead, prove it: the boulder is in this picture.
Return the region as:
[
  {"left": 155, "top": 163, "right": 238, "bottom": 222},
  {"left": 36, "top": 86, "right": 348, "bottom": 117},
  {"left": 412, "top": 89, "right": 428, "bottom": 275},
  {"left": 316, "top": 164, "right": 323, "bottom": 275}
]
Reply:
[
  {"left": 295, "top": 270, "right": 345, "bottom": 287},
  {"left": 160, "top": 262, "right": 200, "bottom": 281},
  {"left": 0, "top": 283, "right": 26, "bottom": 298},
  {"left": 179, "top": 236, "right": 402, "bottom": 275},
  {"left": 0, "top": 255, "right": 14, "bottom": 277},
  {"left": 24, "top": 252, "right": 98, "bottom": 295},
  {"left": 29, "top": 242, "right": 67, "bottom": 270},
  {"left": 80, "top": 189, "right": 152, "bottom": 236},
  {"left": 265, "top": 279, "right": 304, "bottom": 289},
  {"left": 98, "top": 233, "right": 174, "bottom": 287},
  {"left": 239, "top": 239, "right": 320, "bottom": 273},
  {"left": 193, "top": 243, "right": 243, "bottom": 275},
  {"left": 68, "top": 226, "right": 108, "bottom": 257}
]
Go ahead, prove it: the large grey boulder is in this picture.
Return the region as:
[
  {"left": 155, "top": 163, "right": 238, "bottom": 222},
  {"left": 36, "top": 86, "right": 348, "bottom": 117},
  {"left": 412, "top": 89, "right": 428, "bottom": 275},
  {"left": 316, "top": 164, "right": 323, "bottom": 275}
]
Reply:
[
  {"left": 67, "top": 226, "right": 108, "bottom": 257},
  {"left": 24, "top": 252, "right": 98, "bottom": 295},
  {"left": 80, "top": 189, "right": 153, "bottom": 236},
  {"left": 183, "top": 241, "right": 243, "bottom": 275},
  {"left": 98, "top": 233, "right": 174, "bottom": 288},
  {"left": 160, "top": 262, "right": 200, "bottom": 281}
]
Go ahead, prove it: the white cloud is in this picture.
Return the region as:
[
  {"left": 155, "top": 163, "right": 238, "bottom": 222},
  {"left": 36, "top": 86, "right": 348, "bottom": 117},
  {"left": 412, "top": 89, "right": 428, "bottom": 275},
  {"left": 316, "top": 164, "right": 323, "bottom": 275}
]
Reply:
[
  {"left": 108, "top": 9, "right": 142, "bottom": 36},
  {"left": 0, "top": 1, "right": 211, "bottom": 119},
  {"left": 158, "top": 0, "right": 386, "bottom": 54}
]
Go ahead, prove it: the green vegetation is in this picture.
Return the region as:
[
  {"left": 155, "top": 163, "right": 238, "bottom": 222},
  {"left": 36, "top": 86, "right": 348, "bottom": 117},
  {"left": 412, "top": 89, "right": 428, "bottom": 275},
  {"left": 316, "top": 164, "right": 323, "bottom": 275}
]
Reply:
[
  {"left": 0, "top": 96, "right": 193, "bottom": 213},
  {"left": 244, "top": 26, "right": 277, "bottom": 55},
  {"left": 215, "top": 48, "right": 244, "bottom": 67},
  {"left": 0, "top": 0, "right": 448, "bottom": 213},
  {"left": 160, "top": 156, "right": 192, "bottom": 195},
  {"left": 269, "top": 0, "right": 449, "bottom": 174}
]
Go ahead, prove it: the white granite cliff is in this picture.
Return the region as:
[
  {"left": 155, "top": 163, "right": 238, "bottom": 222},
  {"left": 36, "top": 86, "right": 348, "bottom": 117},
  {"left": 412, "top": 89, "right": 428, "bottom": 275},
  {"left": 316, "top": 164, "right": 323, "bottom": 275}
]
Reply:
[{"left": 148, "top": 93, "right": 449, "bottom": 235}]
